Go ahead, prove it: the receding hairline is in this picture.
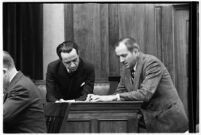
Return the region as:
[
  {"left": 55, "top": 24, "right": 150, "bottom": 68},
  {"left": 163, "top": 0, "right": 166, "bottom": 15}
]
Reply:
[
  {"left": 115, "top": 37, "right": 140, "bottom": 52},
  {"left": 3, "top": 51, "right": 15, "bottom": 69}
]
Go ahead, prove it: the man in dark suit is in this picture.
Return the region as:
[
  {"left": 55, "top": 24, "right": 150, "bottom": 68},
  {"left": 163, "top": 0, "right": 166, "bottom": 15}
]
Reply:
[
  {"left": 3, "top": 51, "right": 47, "bottom": 133},
  {"left": 86, "top": 37, "right": 188, "bottom": 132},
  {"left": 46, "top": 41, "right": 95, "bottom": 102}
]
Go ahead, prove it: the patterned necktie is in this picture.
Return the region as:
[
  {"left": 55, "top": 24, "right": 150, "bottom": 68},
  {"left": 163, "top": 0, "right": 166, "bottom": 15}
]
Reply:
[
  {"left": 131, "top": 69, "right": 135, "bottom": 84},
  {"left": 131, "top": 69, "right": 135, "bottom": 79}
]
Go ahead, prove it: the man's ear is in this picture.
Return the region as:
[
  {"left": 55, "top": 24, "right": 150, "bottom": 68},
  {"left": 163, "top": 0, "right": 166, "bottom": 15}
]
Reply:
[
  {"left": 77, "top": 50, "right": 81, "bottom": 56},
  {"left": 3, "top": 68, "right": 8, "bottom": 74},
  {"left": 133, "top": 48, "right": 139, "bottom": 54}
]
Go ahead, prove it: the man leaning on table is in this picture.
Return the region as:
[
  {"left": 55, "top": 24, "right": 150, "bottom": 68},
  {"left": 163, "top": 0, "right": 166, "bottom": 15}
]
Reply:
[
  {"left": 86, "top": 37, "right": 188, "bottom": 133},
  {"left": 46, "top": 41, "right": 95, "bottom": 102}
]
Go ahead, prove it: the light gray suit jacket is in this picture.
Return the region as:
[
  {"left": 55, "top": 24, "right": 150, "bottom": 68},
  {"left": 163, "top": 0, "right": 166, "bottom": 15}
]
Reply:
[{"left": 115, "top": 52, "right": 188, "bottom": 132}]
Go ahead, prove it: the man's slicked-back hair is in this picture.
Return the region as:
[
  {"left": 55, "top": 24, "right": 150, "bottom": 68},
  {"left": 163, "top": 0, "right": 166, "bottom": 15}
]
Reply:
[
  {"left": 3, "top": 51, "right": 15, "bottom": 69},
  {"left": 115, "top": 37, "right": 140, "bottom": 52},
  {"left": 56, "top": 41, "right": 79, "bottom": 60}
]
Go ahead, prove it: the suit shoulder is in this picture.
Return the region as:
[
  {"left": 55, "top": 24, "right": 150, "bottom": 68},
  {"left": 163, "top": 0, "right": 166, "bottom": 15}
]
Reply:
[
  {"left": 47, "top": 59, "right": 61, "bottom": 69},
  {"left": 143, "top": 54, "right": 162, "bottom": 64},
  {"left": 82, "top": 60, "right": 94, "bottom": 71}
]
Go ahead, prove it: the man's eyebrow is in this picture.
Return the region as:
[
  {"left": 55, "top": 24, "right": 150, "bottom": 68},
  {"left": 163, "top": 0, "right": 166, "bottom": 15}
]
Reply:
[{"left": 64, "top": 57, "right": 77, "bottom": 62}]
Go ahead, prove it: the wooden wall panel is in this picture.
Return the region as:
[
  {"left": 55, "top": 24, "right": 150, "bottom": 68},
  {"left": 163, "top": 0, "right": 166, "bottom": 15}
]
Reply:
[
  {"left": 73, "top": 4, "right": 108, "bottom": 81},
  {"left": 109, "top": 4, "right": 120, "bottom": 76},
  {"left": 99, "top": 4, "right": 109, "bottom": 81},
  {"left": 144, "top": 4, "right": 157, "bottom": 56},
  {"left": 161, "top": 6, "right": 176, "bottom": 83},
  {"left": 155, "top": 6, "right": 162, "bottom": 60},
  {"left": 118, "top": 4, "right": 145, "bottom": 52},
  {"left": 99, "top": 120, "right": 127, "bottom": 133},
  {"left": 64, "top": 4, "right": 74, "bottom": 41},
  {"left": 174, "top": 6, "right": 189, "bottom": 115},
  {"left": 63, "top": 4, "right": 189, "bottom": 115}
]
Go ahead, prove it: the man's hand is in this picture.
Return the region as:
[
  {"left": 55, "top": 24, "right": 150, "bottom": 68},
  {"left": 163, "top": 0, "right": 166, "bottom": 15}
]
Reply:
[{"left": 85, "top": 94, "right": 118, "bottom": 102}]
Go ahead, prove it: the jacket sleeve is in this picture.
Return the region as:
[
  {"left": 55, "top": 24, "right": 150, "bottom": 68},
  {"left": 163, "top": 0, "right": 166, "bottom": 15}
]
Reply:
[
  {"left": 119, "top": 60, "right": 163, "bottom": 102},
  {"left": 76, "top": 65, "right": 95, "bottom": 101},
  {"left": 46, "top": 64, "right": 58, "bottom": 102},
  {"left": 114, "top": 76, "right": 127, "bottom": 94},
  {"left": 4, "top": 86, "right": 31, "bottom": 123}
]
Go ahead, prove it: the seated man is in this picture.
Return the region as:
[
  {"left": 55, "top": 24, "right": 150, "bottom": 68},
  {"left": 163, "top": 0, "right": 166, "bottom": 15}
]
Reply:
[
  {"left": 3, "top": 51, "right": 47, "bottom": 133},
  {"left": 46, "top": 41, "right": 95, "bottom": 102},
  {"left": 87, "top": 37, "right": 188, "bottom": 133}
]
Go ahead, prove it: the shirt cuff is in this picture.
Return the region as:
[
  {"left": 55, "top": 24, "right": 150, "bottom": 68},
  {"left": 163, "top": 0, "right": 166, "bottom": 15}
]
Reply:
[{"left": 116, "top": 94, "right": 121, "bottom": 101}]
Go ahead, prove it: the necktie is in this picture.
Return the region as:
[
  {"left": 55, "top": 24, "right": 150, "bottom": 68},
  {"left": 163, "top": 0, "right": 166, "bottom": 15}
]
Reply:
[
  {"left": 131, "top": 69, "right": 135, "bottom": 79},
  {"left": 131, "top": 69, "right": 135, "bottom": 84}
]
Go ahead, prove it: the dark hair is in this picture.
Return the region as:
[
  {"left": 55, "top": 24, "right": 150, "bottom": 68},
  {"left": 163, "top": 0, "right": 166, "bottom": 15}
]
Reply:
[
  {"left": 115, "top": 37, "right": 140, "bottom": 52},
  {"left": 56, "top": 41, "right": 79, "bottom": 59},
  {"left": 3, "top": 51, "right": 15, "bottom": 69}
]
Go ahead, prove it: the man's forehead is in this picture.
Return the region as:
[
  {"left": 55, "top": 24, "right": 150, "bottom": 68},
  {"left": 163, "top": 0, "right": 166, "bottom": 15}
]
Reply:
[
  {"left": 115, "top": 42, "right": 128, "bottom": 55},
  {"left": 61, "top": 48, "right": 78, "bottom": 60}
]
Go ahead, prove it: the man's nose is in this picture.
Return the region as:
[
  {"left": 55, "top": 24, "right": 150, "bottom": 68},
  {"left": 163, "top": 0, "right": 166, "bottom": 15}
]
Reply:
[
  {"left": 70, "top": 62, "right": 76, "bottom": 67},
  {"left": 120, "top": 57, "right": 124, "bottom": 63}
]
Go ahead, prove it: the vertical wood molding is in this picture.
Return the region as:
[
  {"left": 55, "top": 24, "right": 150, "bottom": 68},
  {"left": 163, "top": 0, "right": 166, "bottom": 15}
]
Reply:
[
  {"left": 91, "top": 119, "right": 98, "bottom": 133},
  {"left": 144, "top": 4, "right": 156, "bottom": 56},
  {"left": 73, "top": 4, "right": 109, "bottom": 81},
  {"left": 161, "top": 6, "right": 175, "bottom": 83},
  {"left": 64, "top": 4, "right": 74, "bottom": 41},
  {"left": 109, "top": 4, "right": 120, "bottom": 77},
  {"left": 173, "top": 5, "right": 189, "bottom": 116},
  {"left": 100, "top": 4, "right": 109, "bottom": 80},
  {"left": 154, "top": 6, "right": 162, "bottom": 60}
]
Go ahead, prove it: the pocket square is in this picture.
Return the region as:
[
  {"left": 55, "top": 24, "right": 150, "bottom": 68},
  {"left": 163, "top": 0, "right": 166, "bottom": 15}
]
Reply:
[{"left": 80, "top": 82, "right": 85, "bottom": 87}]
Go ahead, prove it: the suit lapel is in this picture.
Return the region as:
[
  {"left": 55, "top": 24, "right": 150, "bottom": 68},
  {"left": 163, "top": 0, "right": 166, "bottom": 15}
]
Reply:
[
  {"left": 7, "top": 71, "right": 23, "bottom": 92},
  {"left": 133, "top": 53, "right": 144, "bottom": 91},
  {"left": 3, "top": 91, "right": 8, "bottom": 103},
  {"left": 125, "top": 69, "right": 134, "bottom": 91},
  {"left": 4, "top": 72, "right": 23, "bottom": 103}
]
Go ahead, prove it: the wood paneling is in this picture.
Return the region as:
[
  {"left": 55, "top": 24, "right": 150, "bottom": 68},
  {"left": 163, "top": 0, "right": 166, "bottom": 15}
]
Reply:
[
  {"left": 100, "top": 4, "right": 109, "bottom": 80},
  {"left": 73, "top": 4, "right": 108, "bottom": 81},
  {"left": 119, "top": 4, "right": 145, "bottom": 51},
  {"left": 64, "top": 4, "right": 190, "bottom": 119},
  {"left": 64, "top": 4, "right": 73, "bottom": 41},
  {"left": 99, "top": 120, "right": 127, "bottom": 133},
  {"left": 109, "top": 4, "right": 120, "bottom": 76},
  {"left": 144, "top": 4, "right": 157, "bottom": 56},
  {"left": 155, "top": 6, "right": 162, "bottom": 60},
  {"left": 174, "top": 6, "right": 189, "bottom": 115},
  {"left": 161, "top": 6, "right": 176, "bottom": 83},
  {"left": 47, "top": 102, "right": 143, "bottom": 133}
]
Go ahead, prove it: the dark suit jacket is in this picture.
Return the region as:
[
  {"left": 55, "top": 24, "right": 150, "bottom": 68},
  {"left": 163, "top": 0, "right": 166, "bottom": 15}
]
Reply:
[
  {"left": 115, "top": 52, "right": 188, "bottom": 132},
  {"left": 3, "top": 71, "right": 47, "bottom": 133},
  {"left": 46, "top": 58, "right": 95, "bottom": 102}
]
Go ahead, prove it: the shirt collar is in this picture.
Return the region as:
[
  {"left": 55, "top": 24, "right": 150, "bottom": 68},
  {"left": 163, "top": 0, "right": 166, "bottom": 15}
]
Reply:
[
  {"left": 9, "top": 70, "right": 18, "bottom": 82},
  {"left": 133, "top": 63, "right": 137, "bottom": 72}
]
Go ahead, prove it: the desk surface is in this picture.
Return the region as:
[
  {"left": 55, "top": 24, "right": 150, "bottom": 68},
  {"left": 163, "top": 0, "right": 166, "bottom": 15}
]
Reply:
[{"left": 46, "top": 101, "right": 143, "bottom": 111}]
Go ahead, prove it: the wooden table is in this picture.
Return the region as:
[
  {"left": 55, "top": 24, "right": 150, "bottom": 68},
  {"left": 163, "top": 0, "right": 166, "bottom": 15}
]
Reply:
[{"left": 45, "top": 101, "right": 143, "bottom": 133}]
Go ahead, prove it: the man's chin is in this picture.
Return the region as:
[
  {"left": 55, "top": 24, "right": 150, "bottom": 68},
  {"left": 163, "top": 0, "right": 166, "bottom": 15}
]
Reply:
[
  {"left": 123, "top": 65, "right": 130, "bottom": 69},
  {"left": 69, "top": 68, "right": 77, "bottom": 72}
]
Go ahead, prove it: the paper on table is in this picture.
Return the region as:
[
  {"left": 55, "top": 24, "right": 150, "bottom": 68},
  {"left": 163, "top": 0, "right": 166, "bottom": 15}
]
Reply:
[{"left": 55, "top": 99, "right": 75, "bottom": 103}]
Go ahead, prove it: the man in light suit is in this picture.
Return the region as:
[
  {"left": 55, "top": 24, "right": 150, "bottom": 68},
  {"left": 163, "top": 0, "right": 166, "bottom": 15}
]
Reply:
[
  {"left": 87, "top": 37, "right": 188, "bottom": 132},
  {"left": 3, "top": 51, "right": 47, "bottom": 133}
]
